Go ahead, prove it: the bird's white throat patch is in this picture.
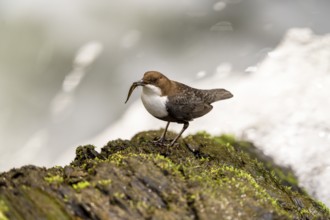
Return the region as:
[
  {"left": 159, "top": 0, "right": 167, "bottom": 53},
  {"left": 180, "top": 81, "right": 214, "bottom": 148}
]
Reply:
[{"left": 141, "top": 84, "right": 168, "bottom": 118}]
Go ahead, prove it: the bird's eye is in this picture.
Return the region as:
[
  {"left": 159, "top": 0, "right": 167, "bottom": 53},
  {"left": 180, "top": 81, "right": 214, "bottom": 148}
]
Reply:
[{"left": 151, "top": 77, "right": 158, "bottom": 83}]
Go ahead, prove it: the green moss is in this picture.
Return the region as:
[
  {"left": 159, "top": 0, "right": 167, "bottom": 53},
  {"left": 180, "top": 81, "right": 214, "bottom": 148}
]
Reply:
[
  {"left": 195, "top": 131, "right": 212, "bottom": 138},
  {"left": 182, "top": 162, "right": 287, "bottom": 215},
  {"left": 272, "top": 167, "right": 299, "bottom": 187},
  {"left": 0, "top": 198, "right": 9, "bottom": 220},
  {"left": 63, "top": 195, "right": 69, "bottom": 203},
  {"left": 72, "top": 181, "right": 90, "bottom": 190},
  {"left": 113, "top": 192, "right": 125, "bottom": 199},
  {"left": 21, "top": 187, "right": 71, "bottom": 220},
  {"left": 44, "top": 175, "right": 64, "bottom": 184},
  {"left": 151, "top": 154, "right": 183, "bottom": 176},
  {"left": 97, "top": 179, "right": 112, "bottom": 186},
  {"left": 314, "top": 200, "right": 330, "bottom": 215},
  {"left": 108, "top": 132, "right": 297, "bottom": 217},
  {"left": 214, "top": 134, "right": 236, "bottom": 145},
  {"left": 108, "top": 152, "right": 127, "bottom": 165}
]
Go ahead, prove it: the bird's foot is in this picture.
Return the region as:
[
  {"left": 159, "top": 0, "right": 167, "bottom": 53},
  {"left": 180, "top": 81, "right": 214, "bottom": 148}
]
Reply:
[
  {"left": 152, "top": 137, "right": 166, "bottom": 145},
  {"left": 151, "top": 138, "right": 179, "bottom": 156}
]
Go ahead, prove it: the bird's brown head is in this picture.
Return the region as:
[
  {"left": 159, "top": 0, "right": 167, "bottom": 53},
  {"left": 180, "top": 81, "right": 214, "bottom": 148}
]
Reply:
[
  {"left": 136, "top": 71, "right": 172, "bottom": 95},
  {"left": 125, "top": 71, "right": 172, "bottom": 103}
]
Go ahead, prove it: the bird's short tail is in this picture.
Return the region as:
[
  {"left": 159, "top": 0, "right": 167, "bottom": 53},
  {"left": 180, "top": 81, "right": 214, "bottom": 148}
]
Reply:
[{"left": 208, "top": 88, "right": 233, "bottom": 103}]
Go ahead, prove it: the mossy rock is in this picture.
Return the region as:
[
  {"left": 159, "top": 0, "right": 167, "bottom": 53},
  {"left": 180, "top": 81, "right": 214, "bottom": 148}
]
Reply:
[{"left": 0, "top": 130, "right": 329, "bottom": 220}]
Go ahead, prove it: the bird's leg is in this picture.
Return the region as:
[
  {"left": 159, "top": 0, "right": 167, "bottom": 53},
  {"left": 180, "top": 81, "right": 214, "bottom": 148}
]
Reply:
[
  {"left": 169, "top": 122, "right": 189, "bottom": 147},
  {"left": 155, "top": 121, "right": 170, "bottom": 143}
]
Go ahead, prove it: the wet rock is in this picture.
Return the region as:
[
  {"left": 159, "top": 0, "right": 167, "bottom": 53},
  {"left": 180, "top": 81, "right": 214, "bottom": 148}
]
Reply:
[{"left": 0, "top": 130, "right": 329, "bottom": 219}]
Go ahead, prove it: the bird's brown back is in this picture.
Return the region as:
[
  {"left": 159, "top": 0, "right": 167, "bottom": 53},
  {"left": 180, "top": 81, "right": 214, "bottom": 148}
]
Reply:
[{"left": 167, "top": 81, "right": 233, "bottom": 104}]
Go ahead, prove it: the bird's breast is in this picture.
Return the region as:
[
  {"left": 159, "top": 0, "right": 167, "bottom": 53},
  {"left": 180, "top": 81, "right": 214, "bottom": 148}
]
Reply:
[{"left": 141, "top": 88, "right": 168, "bottom": 118}]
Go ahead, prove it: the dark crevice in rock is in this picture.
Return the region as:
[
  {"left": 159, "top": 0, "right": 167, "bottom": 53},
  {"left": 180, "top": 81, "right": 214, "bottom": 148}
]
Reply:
[
  {"left": 186, "top": 194, "right": 199, "bottom": 220},
  {"left": 72, "top": 203, "right": 100, "bottom": 220}
]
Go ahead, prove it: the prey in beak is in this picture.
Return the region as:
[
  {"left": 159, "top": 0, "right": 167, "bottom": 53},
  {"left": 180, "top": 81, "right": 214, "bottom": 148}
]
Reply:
[{"left": 125, "top": 80, "right": 145, "bottom": 103}]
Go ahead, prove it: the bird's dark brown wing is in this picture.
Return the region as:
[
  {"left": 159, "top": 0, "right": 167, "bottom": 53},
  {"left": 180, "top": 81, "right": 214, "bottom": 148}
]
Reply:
[{"left": 166, "top": 92, "right": 213, "bottom": 122}]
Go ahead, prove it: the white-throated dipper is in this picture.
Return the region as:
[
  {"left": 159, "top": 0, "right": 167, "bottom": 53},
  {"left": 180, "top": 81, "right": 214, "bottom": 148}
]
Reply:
[{"left": 125, "top": 71, "right": 233, "bottom": 146}]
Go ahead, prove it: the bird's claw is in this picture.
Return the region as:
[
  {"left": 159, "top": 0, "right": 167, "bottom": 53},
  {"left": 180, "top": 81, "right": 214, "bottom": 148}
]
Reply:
[{"left": 152, "top": 137, "right": 166, "bottom": 145}]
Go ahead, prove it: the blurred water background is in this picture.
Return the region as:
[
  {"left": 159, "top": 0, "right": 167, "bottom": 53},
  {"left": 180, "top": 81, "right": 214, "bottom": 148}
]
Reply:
[{"left": 1, "top": 0, "right": 330, "bottom": 205}]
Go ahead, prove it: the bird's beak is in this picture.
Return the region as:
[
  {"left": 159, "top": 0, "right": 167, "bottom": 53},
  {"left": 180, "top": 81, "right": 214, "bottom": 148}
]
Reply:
[
  {"left": 133, "top": 79, "right": 145, "bottom": 86},
  {"left": 125, "top": 79, "right": 145, "bottom": 104}
]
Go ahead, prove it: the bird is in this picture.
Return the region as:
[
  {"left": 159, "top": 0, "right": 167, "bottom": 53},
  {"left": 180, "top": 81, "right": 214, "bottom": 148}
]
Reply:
[{"left": 125, "top": 71, "right": 233, "bottom": 146}]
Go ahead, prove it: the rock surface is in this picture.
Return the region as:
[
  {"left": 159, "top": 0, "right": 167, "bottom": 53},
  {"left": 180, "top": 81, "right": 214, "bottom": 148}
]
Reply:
[{"left": 1, "top": 130, "right": 329, "bottom": 219}]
